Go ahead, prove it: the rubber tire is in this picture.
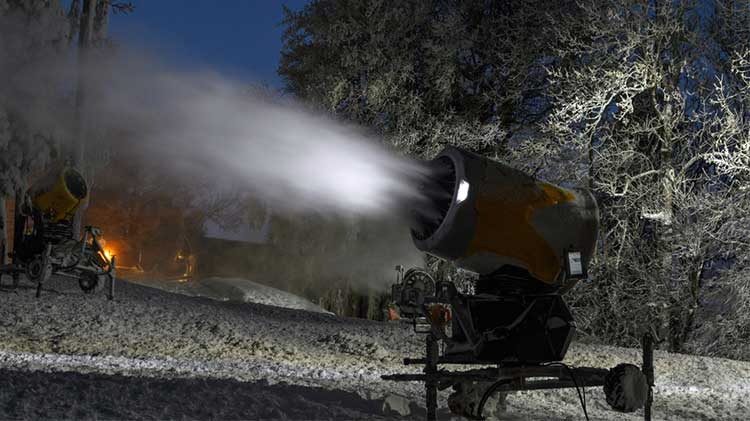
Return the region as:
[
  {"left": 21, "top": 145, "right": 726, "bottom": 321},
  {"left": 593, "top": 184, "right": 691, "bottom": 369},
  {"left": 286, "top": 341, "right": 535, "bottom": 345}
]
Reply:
[
  {"left": 79, "top": 272, "right": 99, "bottom": 293},
  {"left": 604, "top": 363, "right": 649, "bottom": 413},
  {"left": 25, "top": 259, "right": 44, "bottom": 281}
]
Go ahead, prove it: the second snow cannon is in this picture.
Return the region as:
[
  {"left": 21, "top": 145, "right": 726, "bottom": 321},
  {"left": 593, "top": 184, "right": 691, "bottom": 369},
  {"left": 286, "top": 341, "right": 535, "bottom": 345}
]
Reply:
[
  {"left": 3, "top": 165, "right": 116, "bottom": 299},
  {"left": 29, "top": 166, "right": 88, "bottom": 223}
]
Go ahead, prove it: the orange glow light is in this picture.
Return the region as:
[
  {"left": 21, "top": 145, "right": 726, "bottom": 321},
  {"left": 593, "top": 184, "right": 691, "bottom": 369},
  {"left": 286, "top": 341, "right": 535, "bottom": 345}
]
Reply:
[{"left": 103, "top": 249, "right": 113, "bottom": 261}]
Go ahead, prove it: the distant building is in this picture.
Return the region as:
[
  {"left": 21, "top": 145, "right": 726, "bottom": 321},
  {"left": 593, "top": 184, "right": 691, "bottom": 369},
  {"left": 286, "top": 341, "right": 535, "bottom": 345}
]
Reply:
[
  {"left": 202, "top": 209, "right": 271, "bottom": 244},
  {"left": 196, "top": 208, "right": 278, "bottom": 280}
]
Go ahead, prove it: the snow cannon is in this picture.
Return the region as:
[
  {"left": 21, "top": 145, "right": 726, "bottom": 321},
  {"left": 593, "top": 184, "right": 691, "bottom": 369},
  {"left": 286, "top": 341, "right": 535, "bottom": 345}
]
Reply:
[
  {"left": 29, "top": 166, "right": 88, "bottom": 224},
  {"left": 390, "top": 146, "right": 604, "bottom": 365},
  {"left": 386, "top": 147, "right": 654, "bottom": 421},
  {"left": 3, "top": 164, "right": 115, "bottom": 299},
  {"left": 410, "top": 146, "right": 599, "bottom": 290}
]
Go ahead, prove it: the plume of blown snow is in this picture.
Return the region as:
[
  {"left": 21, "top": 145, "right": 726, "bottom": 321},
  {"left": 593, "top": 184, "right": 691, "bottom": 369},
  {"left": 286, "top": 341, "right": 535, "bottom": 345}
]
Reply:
[
  {"left": 85, "top": 51, "right": 427, "bottom": 216},
  {"left": 0, "top": 23, "right": 431, "bottom": 292},
  {"left": 2, "top": 25, "right": 429, "bottom": 216}
]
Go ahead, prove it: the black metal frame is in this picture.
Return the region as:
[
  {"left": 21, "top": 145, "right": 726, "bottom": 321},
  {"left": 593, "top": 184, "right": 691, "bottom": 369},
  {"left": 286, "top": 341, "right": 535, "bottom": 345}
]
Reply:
[
  {"left": 1, "top": 200, "right": 116, "bottom": 300},
  {"left": 383, "top": 330, "right": 655, "bottom": 421}
]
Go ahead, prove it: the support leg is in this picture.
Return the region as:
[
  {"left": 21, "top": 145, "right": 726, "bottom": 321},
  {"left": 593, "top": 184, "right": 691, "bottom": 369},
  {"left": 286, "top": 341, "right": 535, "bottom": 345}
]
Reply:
[
  {"left": 425, "top": 333, "right": 439, "bottom": 421},
  {"left": 108, "top": 276, "right": 115, "bottom": 300},
  {"left": 35, "top": 244, "right": 52, "bottom": 299},
  {"left": 642, "top": 332, "right": 654, "bottom": 421},
  {"left": 107, "top": 256, "right": 116, "bottom": 300}
]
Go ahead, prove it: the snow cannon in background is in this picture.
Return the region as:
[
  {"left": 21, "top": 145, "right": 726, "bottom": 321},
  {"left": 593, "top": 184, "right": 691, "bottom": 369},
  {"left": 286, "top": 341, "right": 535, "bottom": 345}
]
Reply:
[
  {"left": 29, "top": 166, "right": 89, "bottom": 224},
  {"left": 385, "top": 146, "right": 655, "bottom": 421},
  {"left": 2, "top": 165, "right": 116, "bottom": 299}
]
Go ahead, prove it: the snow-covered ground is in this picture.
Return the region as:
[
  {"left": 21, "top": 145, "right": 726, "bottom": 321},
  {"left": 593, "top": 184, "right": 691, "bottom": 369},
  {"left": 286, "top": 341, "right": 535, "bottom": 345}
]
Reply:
[
  {"left": 0, "top": 276, "right": 747, "bottom": 420},
  {"left": 134, "top": 276, "right": 331, "bottom": 313}
]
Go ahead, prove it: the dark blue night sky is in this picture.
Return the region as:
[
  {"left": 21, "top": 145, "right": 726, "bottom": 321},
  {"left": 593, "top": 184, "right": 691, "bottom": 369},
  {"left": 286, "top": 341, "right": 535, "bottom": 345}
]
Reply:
[{"left": 106, "top": 0, "right": 310, "bottom": 87}]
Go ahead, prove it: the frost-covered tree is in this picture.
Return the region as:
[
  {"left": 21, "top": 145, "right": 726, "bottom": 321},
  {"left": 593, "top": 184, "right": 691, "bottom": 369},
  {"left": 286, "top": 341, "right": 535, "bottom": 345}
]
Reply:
[
  {"left": 281, "top": 0, "right": 750, "bottom": 359},
  {"left": 540, "top": 0, "right": 750, "bottom": 358},
  {"left": 0, "top": 0, "right": 71, "bottom": 263},
  {"left": 280, "top": 0, "right": 571, "bottom": 291},
  {"left": 280, "top": 0, "right": 570, "bottom": 159},
  {"left": 0, "top": 0, "right": 132, "bottom": 260}
]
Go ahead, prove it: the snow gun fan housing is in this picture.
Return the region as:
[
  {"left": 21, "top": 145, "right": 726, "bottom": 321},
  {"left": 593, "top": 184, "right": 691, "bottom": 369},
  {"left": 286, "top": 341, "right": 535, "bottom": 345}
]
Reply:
[
  {"left": 29, "top": 166, "right": 88, "bottom": 224},
  {"left": 411, "top": 146, "right": 599, "bottom": 288},
  {"left": 407, "top": 146, "right": 599, "bottom": 364}
]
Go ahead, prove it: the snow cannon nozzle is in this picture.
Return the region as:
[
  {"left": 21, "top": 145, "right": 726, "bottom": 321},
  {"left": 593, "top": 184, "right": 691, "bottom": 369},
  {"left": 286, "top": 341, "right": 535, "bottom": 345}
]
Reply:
[{"left": 406, "top": 146, "right": 599, "bottom": 286}]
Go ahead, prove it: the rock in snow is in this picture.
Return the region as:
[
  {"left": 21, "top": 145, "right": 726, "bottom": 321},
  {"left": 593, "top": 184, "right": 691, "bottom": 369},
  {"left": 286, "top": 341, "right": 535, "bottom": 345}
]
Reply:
[{"left": 0, "top": 276, "right": 748, "bottom": 420}]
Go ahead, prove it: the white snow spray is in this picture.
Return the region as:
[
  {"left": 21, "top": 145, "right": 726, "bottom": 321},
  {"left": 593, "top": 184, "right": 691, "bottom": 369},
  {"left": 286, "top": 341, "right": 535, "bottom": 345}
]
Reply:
[
  {"left": 1, "top": 37, "right": 429, "bottom": 292},
  {"left": 3, "top": 38, "right": 429, "bottom": 216},
  {"left": 82, "top": 51, "right": 428, "bottom": 217}
]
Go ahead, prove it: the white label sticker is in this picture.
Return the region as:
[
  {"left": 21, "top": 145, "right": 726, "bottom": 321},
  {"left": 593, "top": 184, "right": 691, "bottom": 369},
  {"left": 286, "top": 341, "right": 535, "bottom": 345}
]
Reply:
[{"left": 568, "top": 252, "right": 583, "bottom": 276}]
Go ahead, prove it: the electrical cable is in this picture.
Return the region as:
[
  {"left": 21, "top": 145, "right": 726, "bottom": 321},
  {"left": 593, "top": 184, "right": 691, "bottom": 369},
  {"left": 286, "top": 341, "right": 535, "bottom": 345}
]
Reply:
[
  {"left": 475, "top": 378, "right": 513, "bottom": 420},
  {"left": 543, "top": 362, "right": 589, "bottom": 421}
]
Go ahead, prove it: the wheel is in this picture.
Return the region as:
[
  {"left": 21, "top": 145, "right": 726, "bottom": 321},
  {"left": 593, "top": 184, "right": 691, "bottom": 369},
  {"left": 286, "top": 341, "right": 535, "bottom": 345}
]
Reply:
[
  {"left": 604, "top": 363, "right": 649, "bottom": 413},
  {"left": 25, "top": 258, "right": 44, "bottom": 281},
  {"left": 78, "top": 272, "right": 100, "bottom": 293},
  {"left": 401, "top": 269, "right": 436, "bottom": 303},
  {"left": 394, "top": 269, "right": 436, "bottom": 317}
]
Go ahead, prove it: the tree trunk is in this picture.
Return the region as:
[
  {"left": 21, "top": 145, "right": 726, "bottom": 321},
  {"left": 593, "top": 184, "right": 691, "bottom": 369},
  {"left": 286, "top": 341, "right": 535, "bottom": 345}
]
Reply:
[
  {"left": 71, "top": 0, "right": 98, "bottom": 238},
  {"left": 66, "top": 0, "right": 81, "bottom": 47},
  {"left": 94, "top": 0, "right": 110, "bottom": 42}
]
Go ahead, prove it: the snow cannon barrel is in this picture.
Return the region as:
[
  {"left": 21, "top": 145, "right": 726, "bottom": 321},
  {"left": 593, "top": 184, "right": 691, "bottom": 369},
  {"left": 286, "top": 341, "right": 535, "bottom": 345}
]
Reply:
[
  {"left": 29, "top": 166, "right": 88, "bottom": 223},
  {"left": 410, "top": 147, "right": 598, "bottom": 286}
]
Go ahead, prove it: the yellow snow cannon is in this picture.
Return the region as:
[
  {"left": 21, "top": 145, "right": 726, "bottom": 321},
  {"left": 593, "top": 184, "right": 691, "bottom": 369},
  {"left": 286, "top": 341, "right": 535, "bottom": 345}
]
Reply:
[
  {"left": 386, "top": 147, "right": 654, "bottom": 421},
  {"left": 29, "top": 166, "right": 88, "bottom": 223},
  {"left": 5, "top": 165, "right": 115, "bottom": 299},
  {"left": 411, "top": 146, "right": 599, "bottom": 290},
  {"left": 392, "top": 146, "right": 601, "bottom": 363}
]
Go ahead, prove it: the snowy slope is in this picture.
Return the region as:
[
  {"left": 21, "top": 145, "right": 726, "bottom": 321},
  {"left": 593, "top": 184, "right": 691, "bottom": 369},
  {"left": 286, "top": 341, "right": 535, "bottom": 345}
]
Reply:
[
  {"left": 0, "top": 276, "right": 747, "bottom": 420},
  {"left": 134, "top": 276, "right": 331, "bottom": 313}
]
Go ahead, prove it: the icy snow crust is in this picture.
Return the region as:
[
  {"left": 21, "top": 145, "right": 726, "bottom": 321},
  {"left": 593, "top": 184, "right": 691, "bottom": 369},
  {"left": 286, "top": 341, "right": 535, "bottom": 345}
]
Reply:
[{"left": 0, "top": 277, "right": 748, "bottom": 420}]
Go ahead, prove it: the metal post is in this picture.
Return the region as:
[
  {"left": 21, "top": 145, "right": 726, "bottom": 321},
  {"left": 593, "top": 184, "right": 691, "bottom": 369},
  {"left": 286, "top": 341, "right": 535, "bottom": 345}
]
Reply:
[
  {"left": 425, "top": 333, "right": 439, "bottom": 421},
  {"left": 107, "top": 255, "right": 115, "bottom": 300},
  {"left": 12, "top": 192, "right": 22, "bottom": 268},
  {"left": 108, "top": 276, "right": 115, "bottom": 300},
  {"left": 0, "top": 196, "right": 6, "bottom": 269},
  {"left": 642, "top": 332, "right": 654, "bottom": 421},
  {"left": 11, "top": 193, "right": 23, "bottom": 288},
  {"left": 35, "top": 244, "right": 52, "bottom": 298}
]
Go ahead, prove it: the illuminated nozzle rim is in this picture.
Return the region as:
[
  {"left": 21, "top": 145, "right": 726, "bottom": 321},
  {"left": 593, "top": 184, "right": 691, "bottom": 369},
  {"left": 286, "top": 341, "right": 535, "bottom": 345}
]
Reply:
[
  {"left": 456, "top": 179, "right": 470, "bottom": 203},
  {"left": 64, "top": 168, "right": 88, "bottom": 200},
  {"left": 409, "top": 147, "right": 481, "bottom": 262},
  {"left": 411, "top": 155, "right": 457, "bottom": 241}
]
